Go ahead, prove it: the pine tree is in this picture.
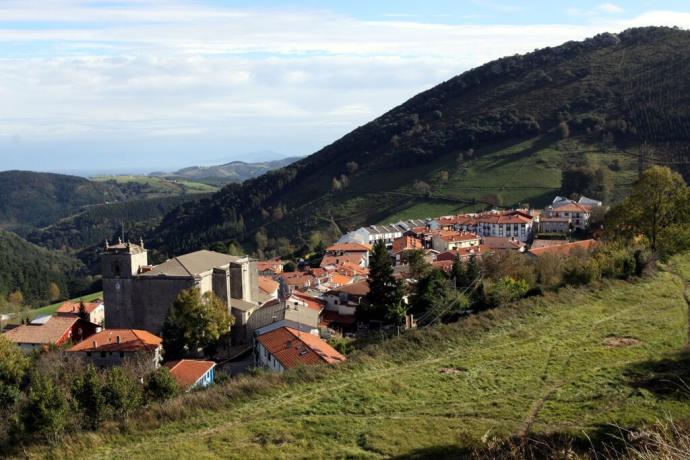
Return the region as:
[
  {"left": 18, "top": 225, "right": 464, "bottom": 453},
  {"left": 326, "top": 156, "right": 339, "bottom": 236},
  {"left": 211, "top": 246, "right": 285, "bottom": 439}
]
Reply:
[
  {"left": 364, "top": 241, "right": 403, "bottom": 322},
  {"left": 465, "top": 255, "right": 480, "bottom": 285},
  {"left": 72, "top": 364, "right": 105, "bottom": 429},
  {"left": 452, "top": 256, "right": 466, "bottom": 289}
]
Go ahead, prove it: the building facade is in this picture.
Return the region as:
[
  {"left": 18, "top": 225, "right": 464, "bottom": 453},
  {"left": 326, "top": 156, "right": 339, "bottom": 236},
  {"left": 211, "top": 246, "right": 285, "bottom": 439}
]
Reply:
[{"left": 102, "top": 240, "right": 258, "bottom": 335}]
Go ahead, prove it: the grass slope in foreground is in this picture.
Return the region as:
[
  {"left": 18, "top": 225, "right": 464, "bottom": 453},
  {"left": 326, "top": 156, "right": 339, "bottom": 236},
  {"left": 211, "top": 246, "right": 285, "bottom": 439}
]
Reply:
[{"left": 46, "top": 255, "right": 689, "bottom": 459}]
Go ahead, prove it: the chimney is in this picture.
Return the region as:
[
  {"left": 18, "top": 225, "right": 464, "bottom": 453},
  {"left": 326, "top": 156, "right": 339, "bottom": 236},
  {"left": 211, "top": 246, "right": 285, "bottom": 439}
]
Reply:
[
  {"left": 92, "top": 340, "right": 97, "bottom": 348},
  {"left": 116, "top": 335, "right": 121, "bottom": 344}
]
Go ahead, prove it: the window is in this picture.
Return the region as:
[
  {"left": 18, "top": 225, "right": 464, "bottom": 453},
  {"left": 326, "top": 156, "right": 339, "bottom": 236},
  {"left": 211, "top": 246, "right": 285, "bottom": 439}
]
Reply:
[
  {"left": 120, "top": 352, "right": 125, "bottom": 358},
  {"left": 86, "top": 352, "right": 92, "bottom": 357},
  {"left": 100, "top": 351, "right": 106, "bottom": 358}
]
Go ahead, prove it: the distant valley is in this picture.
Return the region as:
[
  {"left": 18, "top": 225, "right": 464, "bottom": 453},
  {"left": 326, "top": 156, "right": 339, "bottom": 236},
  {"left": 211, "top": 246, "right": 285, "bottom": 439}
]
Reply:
[{"left": 148, "top": 156, "right": 303, "bottom": 186}]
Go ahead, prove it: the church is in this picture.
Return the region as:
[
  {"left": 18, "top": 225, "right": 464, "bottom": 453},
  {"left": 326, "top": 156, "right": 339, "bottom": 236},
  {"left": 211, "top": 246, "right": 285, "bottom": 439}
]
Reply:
[{"left": 102, "top": 239, "right": 258, "bottom": 335}]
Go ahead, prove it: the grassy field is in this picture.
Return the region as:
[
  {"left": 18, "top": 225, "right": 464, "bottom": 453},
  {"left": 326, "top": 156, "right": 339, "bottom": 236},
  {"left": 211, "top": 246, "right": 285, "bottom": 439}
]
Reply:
[
  {"left": 92, "top": 175, "right": 218, "bottom": 195},
  {"left": 26, "top": 291, "right": 103, "bottom": 320},
  {"left": 362, "top": 135, "right": 638, "bottom": 224},
  {"left": 35, "top": 254, "right": 690, "bottom": 459}
]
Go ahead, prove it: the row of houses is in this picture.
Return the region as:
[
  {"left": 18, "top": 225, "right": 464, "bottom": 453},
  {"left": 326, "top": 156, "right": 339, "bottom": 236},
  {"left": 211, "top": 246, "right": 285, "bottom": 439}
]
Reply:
[{"left": 339, "top": 196, "right": 602, "bottom": 248}]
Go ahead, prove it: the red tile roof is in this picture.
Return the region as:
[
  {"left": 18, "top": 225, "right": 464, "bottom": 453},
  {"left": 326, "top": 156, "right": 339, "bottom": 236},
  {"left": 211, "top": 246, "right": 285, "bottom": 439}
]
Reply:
[
  {"left": 326, "top": 242, "right": 371, "bottom": 252},
  {"left": 320, "top": 254, "right": 364, "bottom": 268},
  {"left": 329, "top": 273, "right": 353, "bottom": 286},
  {"left": 528, "top": 239, "right": 598, "bottom": 257},
  {"left": 2, "top": 316, "right": 82, "bottom": 346},
  {"left": 435, "top": 245, "right": 490, "bottom": 261},
  {"left": 165, "top": 359, "right": 216, "bottom": 389},
  {"left": 69, "top": 329, "right": 161, "bottom": 352},
  {"left": 329, "top": 280, "right": 370, "bottom": 297},
  {"left": 550, "top": 203, "right": 591, "bottom": 213},
  {"left": 258, "top": 276, "right": 279, "bottom": 295},
  {"left": 391, "top": 235, "right": 424, "bottom": 254},
  {"left": 256, "top": 327, "right": 346, "bottom": 369},
  {"left": 56, "top": 301, "right": 102, "bottom": 316},
  {"left": 257, "top": 260, "right": 283, "bottom": 273},
  {"left": 437, "top": 231, "right": 481, "bottom": 242},
  {"left": 481, "top": 237, "right": 525, "bottom": 251}
]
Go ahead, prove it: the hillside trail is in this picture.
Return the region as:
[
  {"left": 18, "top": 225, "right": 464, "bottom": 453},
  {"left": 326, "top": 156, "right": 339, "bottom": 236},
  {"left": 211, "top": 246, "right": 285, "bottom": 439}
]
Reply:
[{"left": 660, "top": 261, "right": 690, "bottom": 346}]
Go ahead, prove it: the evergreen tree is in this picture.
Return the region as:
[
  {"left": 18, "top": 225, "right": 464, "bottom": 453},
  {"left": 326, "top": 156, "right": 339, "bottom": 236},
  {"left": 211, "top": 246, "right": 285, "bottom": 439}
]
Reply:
[
  {"left": 465, "top": 255, "right": 480, "bottom": 282},
  {"left": 72, "top": 364, "right": 105, "bottom": 429},
  {"left": 22, "top": 371, "right": 67, "bottom": 441},
  {"left": 364, "top": 241, "right": 404, "bottom": 321},
  {"left": 103, "top": 367, "right": 143, "bottom": 421}
]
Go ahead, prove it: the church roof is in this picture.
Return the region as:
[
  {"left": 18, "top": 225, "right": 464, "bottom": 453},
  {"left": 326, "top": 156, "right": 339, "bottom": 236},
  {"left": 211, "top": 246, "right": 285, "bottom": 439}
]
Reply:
[{"left": 139, "top": 250, "right": 244, "bottom": 278}]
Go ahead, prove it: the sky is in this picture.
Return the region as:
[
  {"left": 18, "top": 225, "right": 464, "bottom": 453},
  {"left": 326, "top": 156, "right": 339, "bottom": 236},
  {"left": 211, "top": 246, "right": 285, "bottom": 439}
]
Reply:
[{"left": 1, "top": 1, "right": 690, "bottom": 175}]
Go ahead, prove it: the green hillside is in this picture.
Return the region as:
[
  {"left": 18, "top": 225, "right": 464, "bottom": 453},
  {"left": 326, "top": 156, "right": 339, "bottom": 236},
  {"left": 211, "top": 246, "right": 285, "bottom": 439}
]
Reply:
[
  {"left": 37, "top": 253, "right": 690, "bottom": 459},
  {"left": 91, "top": 175, "right": 217, "bottom": 195},
  {"left": 151, "top": 27, "right": 690, "bottom": 256},
  {"left": 0, "top": 230, "right": 87, "bottom": 307},
  {"left": 152, "top": 156, "right": 304, "bottom": 186},
  {"left": 0, "top": 171, "right": 215, "bottom": 237}
]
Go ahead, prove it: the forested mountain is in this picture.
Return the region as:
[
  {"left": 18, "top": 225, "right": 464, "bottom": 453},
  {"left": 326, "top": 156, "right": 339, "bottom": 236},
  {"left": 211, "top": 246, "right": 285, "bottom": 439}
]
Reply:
[
  {"left": 0, "top": 171, "right": 128, "bottom": 234},
  {"left": 0, "top": 230, "right": 88, "bottom": 307},
  {"left": 150, "top": 27, "right": 690, "bottom": 257},
  {"left": 0, "top": 171, "right": 211, "bottom": 236},
  {"left": 150, "top": 156, "right": 303, "bottom": 186},
  {"left": 27, "top": 194, "right": 208, "bottom": 252}
]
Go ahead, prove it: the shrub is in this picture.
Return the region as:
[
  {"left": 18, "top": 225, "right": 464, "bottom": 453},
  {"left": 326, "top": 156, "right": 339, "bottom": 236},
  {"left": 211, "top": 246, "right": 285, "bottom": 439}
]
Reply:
[
  {"left": 486, "top": 277, "right": 530, "bottom": 307},
  {"left": 562, "top": 257, "right": 601, "bottom": 286},
  {"left": 145, "top": 368, "right": 179, "bottom": 403},
  {"left": 103, "top": 367, "right": 144, "bottom": 420},
  {"left": 21, "top": 371, "right": 68, "bottom": 441},
  {"left": 72, "top": 364, "right": 106, "bottom": 429}
]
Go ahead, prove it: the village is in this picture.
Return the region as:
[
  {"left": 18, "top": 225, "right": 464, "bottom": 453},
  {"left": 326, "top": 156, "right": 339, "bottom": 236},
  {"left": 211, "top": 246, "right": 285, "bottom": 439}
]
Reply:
[{"left": 1, "top": 194, "right": 603, "bottom": 392}]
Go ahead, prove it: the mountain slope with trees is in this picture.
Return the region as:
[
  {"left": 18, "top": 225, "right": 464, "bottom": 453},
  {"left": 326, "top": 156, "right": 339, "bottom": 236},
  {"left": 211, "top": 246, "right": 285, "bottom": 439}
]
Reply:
[
  {"left": 0, "top": 230, "right": 88, "bottom": 307},
  {"left": 151, "top": 27, "right": 690, "bottom": 257},
  {"left": 0, "top": 171, "right": 211, "bottom": 236}
]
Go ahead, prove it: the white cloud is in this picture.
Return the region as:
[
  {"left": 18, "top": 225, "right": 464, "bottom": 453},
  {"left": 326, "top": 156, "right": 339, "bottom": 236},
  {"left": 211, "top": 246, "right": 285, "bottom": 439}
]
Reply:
[
  {"left": 0, "top": 1, "right": 689, "bottom": 169},
  {"left": 598, "top": 3, "right": 624, "bottom": 14}
]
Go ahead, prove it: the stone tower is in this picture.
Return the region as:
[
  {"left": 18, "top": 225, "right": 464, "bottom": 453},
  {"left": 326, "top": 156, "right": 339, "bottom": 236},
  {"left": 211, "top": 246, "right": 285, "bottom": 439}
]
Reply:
[{"left": 101, "top": 239, "right": 148, "bottom": 329}]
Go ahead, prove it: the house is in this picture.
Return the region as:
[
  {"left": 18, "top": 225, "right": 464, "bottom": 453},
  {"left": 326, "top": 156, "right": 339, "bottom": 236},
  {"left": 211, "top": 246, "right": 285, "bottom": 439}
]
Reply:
[
  {"left": 441, "top": 211, "right": 534, "bottom": 242},
  {"left": 526, "top": 239, "right": 598, "bottom": 258},
  {"left": 165, "top": 359, "right": 216, "bottom": 391},
  {"left": 391, "top": 235, "right": 424, "bottom": 265},
  {"left": 538, "top": 216, "right": 572, "bottom": 234},
  {"left": 56, "top": 300, "right": 105, "bottom": 326},
  {"left": 320, "top": 253, "right": 367, "bottom": 270},
  {"left": 258, "top": 276, "right": 279, "bottom": 302},
  {"left": 69, "top": 329, "right": 162, "bottom": 369},
  {"left": 2, "top": 316, "right": 100, "bottom": 353},
  {"left": 338, "top": 219, "right": 432, "bottom": 248},
  {"left": 328, "top": 273, "right": 353, "bottom": 287},
  {"left": 257, "top": 259, "right": 284, "bottom": 276},
  {"left": 530, "top": 239, "right": 569, "bottom": 249},
  {"left": 254, "top": 326, "right": 346, "bottom": 372},
  {"left": 235, "top": 286, "right": 324, "bottom": 344},
  {"left": 102, "top": 241, "right": 258, "bottom": 335},
  {"left": 435, "top": 245, "right": 490, "bottom": 262},
  {"left": 481, "top": 237, "right": 526, "bottom": 252},
  {"left": 322, "top": 281, "right": 369, "bottom": 314},
  {"left": 541, "top": 196, "right": 602, "bottom": 231},
  {"left": 325, "top": 243, "right": 371, "bottom": 268},
  {"left": 431, "top": 231, "right": 481, "bottom": 253}
]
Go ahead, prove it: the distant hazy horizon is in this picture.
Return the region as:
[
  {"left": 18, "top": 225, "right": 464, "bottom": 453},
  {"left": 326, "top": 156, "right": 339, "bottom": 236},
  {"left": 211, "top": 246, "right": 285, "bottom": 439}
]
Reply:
[{"left": 2, "top": 0, "right": 690, "bottom": 173}]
